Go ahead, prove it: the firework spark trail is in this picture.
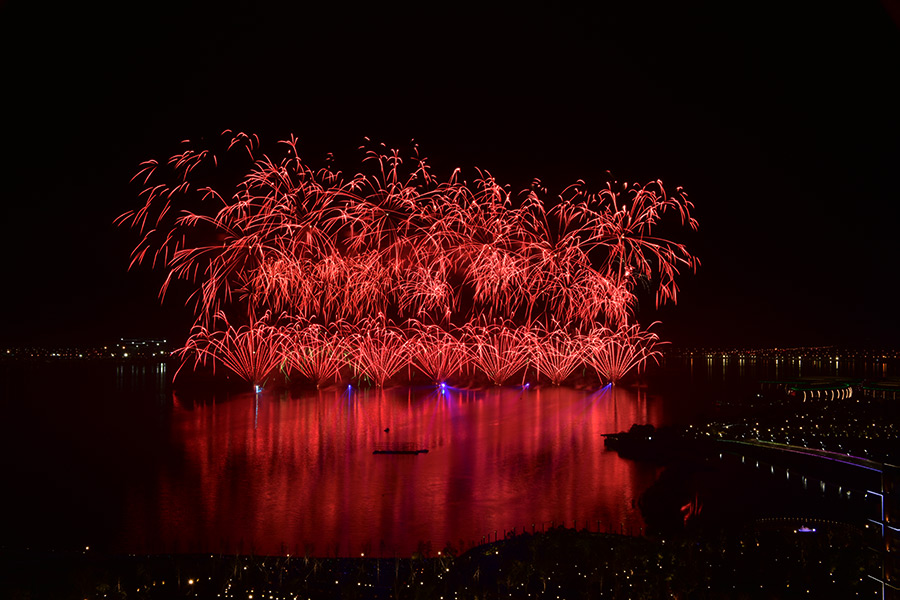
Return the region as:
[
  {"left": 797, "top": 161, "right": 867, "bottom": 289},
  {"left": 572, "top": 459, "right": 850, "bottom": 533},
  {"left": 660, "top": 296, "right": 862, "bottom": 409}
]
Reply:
[
  {"left": 530, "top": 325, "right": 585, "bottom": 386},
  {"left": 347, "top": 317, "right": 411, "bottom": 387},
  {"left": 121, "top": 132, "right": 696, "bottom": 387},
  {"left": 288, "top": 320, "right": 348, "bottom": 387},
  {"left": 583, "top": 323, "right": 664, "bottom": 384},
  {"left": 464, "top": 322, "right": 534, "bottom": 386},
  {"left": 178, "top": 311, "right": 289, "bottom": 388},
  {"left": 407, "top": 322, "right": 471, "bottom": 383}
]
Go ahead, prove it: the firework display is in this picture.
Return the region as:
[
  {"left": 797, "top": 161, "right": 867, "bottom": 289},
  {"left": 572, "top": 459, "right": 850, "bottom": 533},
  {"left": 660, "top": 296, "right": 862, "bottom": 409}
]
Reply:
[{"left": 119, "top": 132, "right": 698, "bottom": 387}]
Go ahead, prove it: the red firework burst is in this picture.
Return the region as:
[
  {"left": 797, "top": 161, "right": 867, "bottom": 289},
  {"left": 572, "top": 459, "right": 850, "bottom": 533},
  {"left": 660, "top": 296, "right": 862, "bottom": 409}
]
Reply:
[
  {"left": 178, "top": 311, "right": 289, "bottom": 390},
  {"left": 407, "top": 322, "right": 471, "bottom": 384},
  {"left": 122, "top": 132, "right": 697, "bottom": 387},
  {"left": 583, "top": 323, "right": 664, "bottom": 385}
]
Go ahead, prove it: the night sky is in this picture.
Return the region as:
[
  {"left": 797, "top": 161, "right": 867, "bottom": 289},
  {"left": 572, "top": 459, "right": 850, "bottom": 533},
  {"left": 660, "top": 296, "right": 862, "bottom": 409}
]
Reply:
[{"left": 2, "top": 2, "right": 898, "bottom": 348}]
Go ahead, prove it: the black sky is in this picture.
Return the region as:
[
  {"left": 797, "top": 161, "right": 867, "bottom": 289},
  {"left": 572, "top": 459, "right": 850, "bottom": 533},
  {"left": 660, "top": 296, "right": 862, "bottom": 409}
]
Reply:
[{"left": 2, "top": 1, "right": 898, "bottom": 348}]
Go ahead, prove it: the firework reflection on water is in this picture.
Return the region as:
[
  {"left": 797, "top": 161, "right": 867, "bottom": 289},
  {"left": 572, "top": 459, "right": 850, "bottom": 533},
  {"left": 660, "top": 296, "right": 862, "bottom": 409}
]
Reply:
[{"left": 121, "top": 384, "right": 663, "bottom": 556}]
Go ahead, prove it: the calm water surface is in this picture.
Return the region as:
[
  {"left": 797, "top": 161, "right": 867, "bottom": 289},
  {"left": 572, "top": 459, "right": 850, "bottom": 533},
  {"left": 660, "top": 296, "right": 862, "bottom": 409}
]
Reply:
[
  {"left": 2, "top": 355, "right": 893, "bottom": 556},
  {"left": 124, "top": 384, "right": 672, "bottom": 556},
  {"left": 1, "top": 362, "right": 688, "bottom": 556}
]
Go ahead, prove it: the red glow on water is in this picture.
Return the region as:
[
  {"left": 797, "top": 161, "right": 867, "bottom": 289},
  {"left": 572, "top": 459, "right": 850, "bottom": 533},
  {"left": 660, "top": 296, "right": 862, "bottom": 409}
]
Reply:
[{"left": 121, "top": 386, "right": 664, "bottom": 556}]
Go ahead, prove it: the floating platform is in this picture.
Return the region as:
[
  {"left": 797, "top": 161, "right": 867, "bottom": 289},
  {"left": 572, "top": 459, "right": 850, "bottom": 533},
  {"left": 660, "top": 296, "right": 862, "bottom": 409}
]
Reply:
[{"left": 373, "top": 443, "right": 429, "bottom": 455}]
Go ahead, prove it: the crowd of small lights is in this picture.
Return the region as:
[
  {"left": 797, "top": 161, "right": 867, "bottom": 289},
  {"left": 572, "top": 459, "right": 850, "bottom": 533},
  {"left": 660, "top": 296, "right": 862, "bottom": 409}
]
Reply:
[
  {"left": 119, "top": 132, "right": 698, "bottom": 388},
  {"left": 2, "top": 339, "right": 169, "bottom": 361},
  {"left": 668, "top": 347, "right": 900, "bottom": 361},
  {"left": 685, "top": 390, "right": 900, "bottom": 463},
  {"left": 27, "top": 522, "right": 879, "bottom": 599}
]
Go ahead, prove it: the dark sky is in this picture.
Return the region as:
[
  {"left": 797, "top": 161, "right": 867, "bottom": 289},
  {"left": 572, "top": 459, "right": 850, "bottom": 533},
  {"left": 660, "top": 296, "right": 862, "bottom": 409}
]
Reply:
[{"left": 2, "top": 1, "right": 899, "bottom": 348}]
